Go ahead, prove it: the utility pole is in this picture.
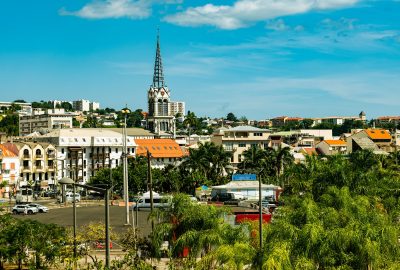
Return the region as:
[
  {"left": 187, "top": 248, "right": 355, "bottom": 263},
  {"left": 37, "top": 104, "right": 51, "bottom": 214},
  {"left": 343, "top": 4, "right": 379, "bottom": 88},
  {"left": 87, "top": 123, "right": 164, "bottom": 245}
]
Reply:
[
  {"left": 258, "top": 173, "right": 263, "bottom": 270},
  {"left": 147, "top": 150, "right": 154, "bottom": 231},
  {"left": 122, "top": 108, "right": 130, "bottom": 225}
]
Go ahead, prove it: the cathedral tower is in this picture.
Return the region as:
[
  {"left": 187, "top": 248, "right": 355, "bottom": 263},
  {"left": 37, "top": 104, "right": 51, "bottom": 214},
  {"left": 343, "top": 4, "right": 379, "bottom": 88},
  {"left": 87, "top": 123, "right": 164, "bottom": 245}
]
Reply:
[{"left": 146, "top": 33, "right": 175, "bottom": 137}]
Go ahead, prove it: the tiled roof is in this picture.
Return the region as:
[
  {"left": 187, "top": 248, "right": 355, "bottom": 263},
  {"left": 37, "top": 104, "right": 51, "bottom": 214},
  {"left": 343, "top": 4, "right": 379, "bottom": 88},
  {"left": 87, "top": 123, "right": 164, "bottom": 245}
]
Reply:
[
  {"left": 364, "top": 129, "right": 391, "bottom": 140},
  {"left": 135, "top": 139, "right": 185, "bottom": 158},
  {"left": 324, "top": 140, "right": 346, "bottom": 146},
  {"left": 0, "top": 144, "right": 18, "bottom": 158}
]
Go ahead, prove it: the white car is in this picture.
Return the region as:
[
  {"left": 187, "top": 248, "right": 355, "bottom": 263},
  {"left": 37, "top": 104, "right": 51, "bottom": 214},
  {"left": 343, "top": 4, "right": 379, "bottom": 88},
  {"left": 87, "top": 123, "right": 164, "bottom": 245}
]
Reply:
[
  {"left": 28, "top": 203, "right": 49, "bottom": 213},
  {"left": 12, "top": 205, "right": 38, "bottom": 215}
]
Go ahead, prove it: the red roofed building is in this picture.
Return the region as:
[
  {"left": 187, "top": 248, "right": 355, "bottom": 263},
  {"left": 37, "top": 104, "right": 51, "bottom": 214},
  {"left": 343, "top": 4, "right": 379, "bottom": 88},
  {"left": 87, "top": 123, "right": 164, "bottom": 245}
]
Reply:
[
  {"left": 316, "top": 140, "right": 347, "bottom": 155},
  {"left": 347, "top": 129, "right": 392, "bottom": 153},
  {"left": 135, "top": 139, "right": 185, "bottom": 168},
  {"left": 271, "top": 116, "right": 303, "bottom": 128},
  {"left": 0, "top": 144, "right": 20, "bottom": 198}
]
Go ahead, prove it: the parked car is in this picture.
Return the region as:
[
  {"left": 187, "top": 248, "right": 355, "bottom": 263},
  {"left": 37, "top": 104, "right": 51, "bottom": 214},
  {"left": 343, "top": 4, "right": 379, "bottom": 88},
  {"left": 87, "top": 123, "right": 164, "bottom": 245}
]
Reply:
[
  {"left": 28, "top": 203, "right": 49, "bottom": 213},
  {"left": 12, "top": 205, "right": 38, "bottom": 215},
  {"left": 211, "top": 192, "right": 243, "bottom": 205}
]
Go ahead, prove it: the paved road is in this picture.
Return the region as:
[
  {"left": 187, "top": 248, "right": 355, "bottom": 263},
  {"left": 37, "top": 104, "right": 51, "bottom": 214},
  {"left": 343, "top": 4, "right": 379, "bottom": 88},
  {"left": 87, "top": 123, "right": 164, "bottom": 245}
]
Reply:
[{"left": 12, "top": 203, "right": 153, "bottom": 237}]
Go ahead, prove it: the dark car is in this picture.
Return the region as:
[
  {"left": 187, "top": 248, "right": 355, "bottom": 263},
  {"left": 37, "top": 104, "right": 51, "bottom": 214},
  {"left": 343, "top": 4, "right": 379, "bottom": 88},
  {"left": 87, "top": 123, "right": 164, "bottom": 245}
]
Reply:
[{"left": 211, "top": 193, "right": 239, "bottom": 205}]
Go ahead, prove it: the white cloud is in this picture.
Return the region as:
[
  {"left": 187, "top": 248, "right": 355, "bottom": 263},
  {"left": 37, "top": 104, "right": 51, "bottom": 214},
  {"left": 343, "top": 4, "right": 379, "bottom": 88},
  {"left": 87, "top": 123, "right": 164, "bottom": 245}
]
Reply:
[
  {"left": 164, "top": 0, "right": 360, "bottom": 29},
  {"left": 265, "top": 19, "right": 289, "bottom": 31},
  {"left": 60, "top": 0, "right": 151, "bottom": 19}
]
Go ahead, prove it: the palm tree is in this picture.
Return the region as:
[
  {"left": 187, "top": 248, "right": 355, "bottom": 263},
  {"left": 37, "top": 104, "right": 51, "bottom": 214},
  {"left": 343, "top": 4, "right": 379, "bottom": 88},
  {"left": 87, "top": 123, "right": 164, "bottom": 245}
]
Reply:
[
  {"left": 183, "top": 112, "right": 198, "bottom": 146},
  {"left": 274, "top": 146, "right": 293, "bottom": 177}
]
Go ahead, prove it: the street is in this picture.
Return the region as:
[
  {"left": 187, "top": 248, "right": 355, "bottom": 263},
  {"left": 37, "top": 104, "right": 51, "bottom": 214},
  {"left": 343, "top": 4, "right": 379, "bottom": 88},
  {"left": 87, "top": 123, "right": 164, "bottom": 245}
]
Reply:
[{"left": 12, "top": 202, "right": 153, "bottom": 237}]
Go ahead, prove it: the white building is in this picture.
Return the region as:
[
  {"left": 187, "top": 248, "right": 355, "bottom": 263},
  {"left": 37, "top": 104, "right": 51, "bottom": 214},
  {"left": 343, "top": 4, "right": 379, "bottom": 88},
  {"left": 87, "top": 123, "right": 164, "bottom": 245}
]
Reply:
[
  {"left": 0, "top": 144, "right": 20, "bottom": 197},
  {"left": 73, "top": 99, "right": 90, "bottom": 112},
  {"left": 34, "top": 128, "right": 136, "bottom": 184},
  {"left": 90, "top": 102, "right": 100, "bottom": 111},
  {"left": 19, "top": 109, "right": 75, "bottom": 136}
]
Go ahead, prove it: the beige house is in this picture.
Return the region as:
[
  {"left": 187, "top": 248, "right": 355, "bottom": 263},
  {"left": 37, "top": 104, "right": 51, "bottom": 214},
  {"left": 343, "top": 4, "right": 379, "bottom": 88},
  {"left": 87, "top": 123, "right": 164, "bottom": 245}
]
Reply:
[
  {"left": 211, "top": 126, "right": 271, "bottom": 167},
  {"left": 8, "top": 142, "right": 57, "bottom": 190},
  {"left": 316, "top": 140, "right": 347, "bottom": 155}
]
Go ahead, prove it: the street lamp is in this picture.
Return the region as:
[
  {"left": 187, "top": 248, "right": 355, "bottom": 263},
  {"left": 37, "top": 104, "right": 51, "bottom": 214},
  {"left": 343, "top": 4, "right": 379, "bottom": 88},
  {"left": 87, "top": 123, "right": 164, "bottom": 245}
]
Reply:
[
  {"left": 121, "top": 108, "right": 130, "bottom": 225},
  {"left": 58, "top": 177, "right": 77, "bottom": 265},
  {"left": 58, "top": 177, "right": 112, "bottom": 269},
  {"left": 257, "top": 169, "right": 265, "bottom": 270}
]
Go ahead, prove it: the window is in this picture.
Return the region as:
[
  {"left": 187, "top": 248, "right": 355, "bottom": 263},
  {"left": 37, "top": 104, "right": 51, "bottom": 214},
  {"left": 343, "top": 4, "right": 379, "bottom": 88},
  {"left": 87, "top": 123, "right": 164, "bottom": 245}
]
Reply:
[
  {"left": 82, "top": 138, "right": 86, "bottom": 142},
  {"left": 254, "top": 132, "right": 262, "bottom": 136},
  {"left": 238, "top": 143, "right": 246, "bottom": 147},
  {"left": 61, "top": 148, "right": 65, "bottom": 154},
  {"left": 115, "top": 148, "right": 118, "bottom": 153}
]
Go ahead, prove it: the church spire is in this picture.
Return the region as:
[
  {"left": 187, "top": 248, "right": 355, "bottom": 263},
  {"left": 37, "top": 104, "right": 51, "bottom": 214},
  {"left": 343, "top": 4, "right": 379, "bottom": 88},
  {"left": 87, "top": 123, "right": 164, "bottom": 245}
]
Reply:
[{"left": 152, "top": 30, "right": 165, "bottom": 88}]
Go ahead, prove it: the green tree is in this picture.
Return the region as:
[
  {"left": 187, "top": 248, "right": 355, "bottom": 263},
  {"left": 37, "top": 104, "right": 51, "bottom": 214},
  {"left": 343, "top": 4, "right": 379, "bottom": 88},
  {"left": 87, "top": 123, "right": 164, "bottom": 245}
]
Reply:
[{"left": 226, "top": 112, "right": 238, "bottom": 122}]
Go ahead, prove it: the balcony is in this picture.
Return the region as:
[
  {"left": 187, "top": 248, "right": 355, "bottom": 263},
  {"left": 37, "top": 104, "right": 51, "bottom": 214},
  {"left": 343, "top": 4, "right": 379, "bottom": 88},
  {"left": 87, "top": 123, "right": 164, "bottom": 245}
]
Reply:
[
  {"left": 23, "top": 155, "right": 30, "bottom": 159},
  {"left": 47, "top": 166, "right": 55, "bottom": 171},
  {"left": 47, "top": 154, "right": 56, "bottom": 159},
  {"left": 35, "top": 154, "right": 43, "bottom": 159},
  {"left": 223, "top": 146, "right": 237, "bottom": 152},
  {"left": 22, "top": 166, "right": 31, "bottom": 172},
  {"left": 35, "top": 166, "right": 44, "bottom": 172}
]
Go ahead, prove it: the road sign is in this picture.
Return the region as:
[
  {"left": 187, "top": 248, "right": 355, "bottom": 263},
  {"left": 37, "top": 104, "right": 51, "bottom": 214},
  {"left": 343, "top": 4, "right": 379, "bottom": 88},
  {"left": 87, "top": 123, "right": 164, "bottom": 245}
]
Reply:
[{"left": 232, "top": 174, "right": 257, "bottom": 181}]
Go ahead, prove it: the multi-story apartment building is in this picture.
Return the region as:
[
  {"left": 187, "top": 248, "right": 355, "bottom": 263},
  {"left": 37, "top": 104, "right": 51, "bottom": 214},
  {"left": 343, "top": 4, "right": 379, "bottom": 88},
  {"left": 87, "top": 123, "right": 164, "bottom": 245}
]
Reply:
[
  {"left": 90, "top": 102, "right": 100, "bottom": 111},
  {"left": 73, "top": 99, "right": 91, "bottom": 112},
  {"left": 211, "top": 126, "right": 271, "bottom": 167},
  {"left": 72, "top": 100, "right": 100, "bottom": 112},
  {"left": 0, "top": 144, "right": 19, "bottom": 197},
  {"left": 19, "top": 109, "right": 75, "bottom": 136},
  {"left": 34, "top": 128, "right": 136, "bottom": 184},
  {"left": 316, "top": 140, "right": 347, "bottom": 155},
  {"left": 3, "top": 142, "right": 57, "bottom": 190},
  {"left": 169, "top": 101, "right": 185, "bottom": 117}
]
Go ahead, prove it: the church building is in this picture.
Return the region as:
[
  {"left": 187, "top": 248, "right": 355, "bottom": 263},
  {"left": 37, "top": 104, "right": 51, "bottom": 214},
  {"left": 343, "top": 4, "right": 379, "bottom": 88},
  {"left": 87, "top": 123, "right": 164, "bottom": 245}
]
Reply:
[{"left": 146, "top": 34, "right": 184, "bottom": 138}]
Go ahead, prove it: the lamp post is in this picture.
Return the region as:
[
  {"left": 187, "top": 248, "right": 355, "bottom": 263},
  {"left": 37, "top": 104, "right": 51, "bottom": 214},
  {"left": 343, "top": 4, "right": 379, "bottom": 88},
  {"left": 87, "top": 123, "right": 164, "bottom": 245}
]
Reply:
[
  {"left": 121, "top": 108, "right": 130, "bottom": 225},
  {"left": 147, "top": 150, "right": 154, "bottom": 231},
  {"left": 59, "top": 177, "right": 111, "bottom": 269},
  {"left": 257, "top": 168, "right": 265, "bottom": 270},
  {"left": 258, "top": 173, "right": 263, "bottom": 270},
  {"left": 58, "top": 177, "right": 77, "bottom": 265}
]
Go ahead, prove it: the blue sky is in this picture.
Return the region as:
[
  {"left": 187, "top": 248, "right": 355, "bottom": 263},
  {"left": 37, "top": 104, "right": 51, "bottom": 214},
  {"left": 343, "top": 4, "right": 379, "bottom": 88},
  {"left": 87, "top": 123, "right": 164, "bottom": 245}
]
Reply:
[{"left": 0, "top": 0, "right": 399, "bottom": 119}]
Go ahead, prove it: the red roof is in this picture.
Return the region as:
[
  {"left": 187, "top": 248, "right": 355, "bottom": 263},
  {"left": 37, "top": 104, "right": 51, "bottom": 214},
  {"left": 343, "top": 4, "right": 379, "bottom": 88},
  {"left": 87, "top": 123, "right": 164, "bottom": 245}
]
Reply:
[
  {"left": 324, "top": 140, "right": 346, "bottom": 146},
  {"left": 135, "top": 139, "right": 185, "bottom": 158},
  {"left": 364, "top": 129, "right": 391, "bottom": 140}
]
